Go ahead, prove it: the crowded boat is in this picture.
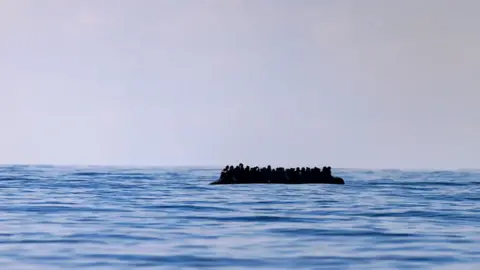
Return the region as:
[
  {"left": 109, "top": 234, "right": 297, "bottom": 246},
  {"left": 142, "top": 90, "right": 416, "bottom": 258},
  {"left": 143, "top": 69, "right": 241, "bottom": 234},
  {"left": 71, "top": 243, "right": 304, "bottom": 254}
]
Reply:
[{"left": 210, "top": 163, "right": 345, "bottom": 185}]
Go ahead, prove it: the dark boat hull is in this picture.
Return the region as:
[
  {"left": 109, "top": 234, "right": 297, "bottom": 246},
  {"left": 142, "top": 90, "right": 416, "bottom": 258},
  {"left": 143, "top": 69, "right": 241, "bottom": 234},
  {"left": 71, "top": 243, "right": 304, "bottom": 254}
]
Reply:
[{"left": 209, "top": 177, "right": 345, "bottom": 185}]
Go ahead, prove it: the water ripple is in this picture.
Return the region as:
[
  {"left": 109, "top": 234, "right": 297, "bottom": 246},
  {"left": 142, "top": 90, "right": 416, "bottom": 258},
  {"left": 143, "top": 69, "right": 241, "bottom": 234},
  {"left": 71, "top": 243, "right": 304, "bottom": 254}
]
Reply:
[{"left": 0, "top": 166, "right": 479, "bottom": 269}]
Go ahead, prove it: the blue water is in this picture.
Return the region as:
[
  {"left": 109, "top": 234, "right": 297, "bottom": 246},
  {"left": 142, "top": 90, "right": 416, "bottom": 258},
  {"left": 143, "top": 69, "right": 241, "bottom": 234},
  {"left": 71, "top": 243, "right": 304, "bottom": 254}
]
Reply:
[{"left": 0, "top": 165, "right": 478, "bottom": 269}]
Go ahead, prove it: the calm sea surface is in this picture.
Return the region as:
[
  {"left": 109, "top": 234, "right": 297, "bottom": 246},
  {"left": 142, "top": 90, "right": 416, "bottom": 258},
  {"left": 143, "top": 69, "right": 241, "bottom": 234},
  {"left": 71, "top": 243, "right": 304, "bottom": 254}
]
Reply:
[{"left": 0, "top": 165, "right": 478, "bottom": 269}]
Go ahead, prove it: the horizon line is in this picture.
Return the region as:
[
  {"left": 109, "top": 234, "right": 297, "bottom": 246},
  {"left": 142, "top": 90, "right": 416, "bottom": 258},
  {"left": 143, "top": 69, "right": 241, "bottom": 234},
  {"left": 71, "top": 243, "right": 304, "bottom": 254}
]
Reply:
[{"left": 0, "top": 163, "right": 478, "bottom": 171}]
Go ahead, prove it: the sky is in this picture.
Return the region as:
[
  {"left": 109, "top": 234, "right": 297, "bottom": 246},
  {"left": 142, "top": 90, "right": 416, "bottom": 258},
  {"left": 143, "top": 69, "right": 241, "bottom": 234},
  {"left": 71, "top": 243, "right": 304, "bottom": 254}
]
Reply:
[{"left": 1, "top": 0, "right": 479, "bottom": 169}]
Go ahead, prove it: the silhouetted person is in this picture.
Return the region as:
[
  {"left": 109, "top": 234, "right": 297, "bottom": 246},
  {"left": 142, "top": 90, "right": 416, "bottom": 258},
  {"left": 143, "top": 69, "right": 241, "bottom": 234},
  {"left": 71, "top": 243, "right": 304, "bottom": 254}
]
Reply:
[
  {"left": 244, "top": 166, "right": 250, "bottom": 183},
  {"left": 306, "top": 167, "right": 312, "bottom": 182},
  {"left": 266, "top": 165, "right": 272, "bottom": 183},
  {"left": 326, "top": 166, "right": 332, "bottom": 177}
]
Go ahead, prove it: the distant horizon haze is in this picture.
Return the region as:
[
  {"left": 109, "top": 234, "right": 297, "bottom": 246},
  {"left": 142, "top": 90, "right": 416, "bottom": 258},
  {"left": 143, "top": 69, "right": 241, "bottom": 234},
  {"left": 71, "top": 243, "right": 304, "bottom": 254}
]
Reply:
[{"left": 0, "top": 163, "right": 478, "bottom": 172}]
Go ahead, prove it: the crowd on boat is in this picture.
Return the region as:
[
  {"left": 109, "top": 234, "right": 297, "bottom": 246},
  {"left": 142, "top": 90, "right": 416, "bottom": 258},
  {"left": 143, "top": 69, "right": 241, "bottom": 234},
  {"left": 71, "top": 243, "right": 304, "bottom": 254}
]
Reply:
[{"left": 218, "top": 163, "right": 336, "bottom": 184}]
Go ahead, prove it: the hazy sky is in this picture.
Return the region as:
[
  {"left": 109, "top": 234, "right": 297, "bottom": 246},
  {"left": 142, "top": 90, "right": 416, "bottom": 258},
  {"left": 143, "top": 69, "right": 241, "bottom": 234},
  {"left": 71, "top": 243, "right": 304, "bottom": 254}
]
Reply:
[{"left": 1, "top": 0, "right": 479, "bottom": 169}]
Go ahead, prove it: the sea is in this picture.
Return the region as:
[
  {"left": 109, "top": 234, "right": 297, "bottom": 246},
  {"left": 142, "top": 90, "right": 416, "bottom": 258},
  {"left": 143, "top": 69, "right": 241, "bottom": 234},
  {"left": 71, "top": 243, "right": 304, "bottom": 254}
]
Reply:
[{"left": 0, "top": 165, "right": 478, "bottom": 270}]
